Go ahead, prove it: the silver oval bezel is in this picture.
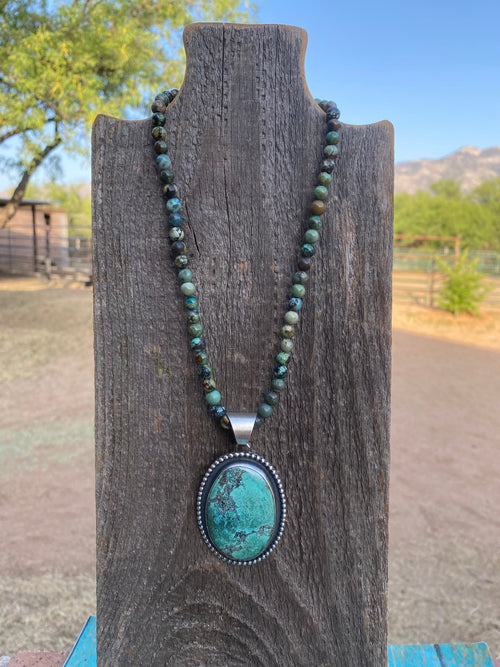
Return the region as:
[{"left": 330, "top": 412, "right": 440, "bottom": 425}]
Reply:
[{"left": 197, "top": 451, "right": 286, "bottom": 565}]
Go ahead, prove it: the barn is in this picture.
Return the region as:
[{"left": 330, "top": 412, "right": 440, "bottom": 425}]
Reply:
[{"left": 0, "top": 198, "right": 89, "bottom": 279}]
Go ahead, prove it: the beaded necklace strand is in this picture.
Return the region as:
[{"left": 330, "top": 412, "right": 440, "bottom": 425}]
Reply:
[{"left": 150, "top": 89, "right": 340, "bottom": 564}]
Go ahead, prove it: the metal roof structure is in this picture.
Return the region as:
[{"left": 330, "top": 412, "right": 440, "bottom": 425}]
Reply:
[{"left": 0, "top": 197, "right": 57, "bottom": 206}]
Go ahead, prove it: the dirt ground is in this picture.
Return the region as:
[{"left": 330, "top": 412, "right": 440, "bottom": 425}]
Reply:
[{"left": 0, "top": 276, "right": 499, "bottom": 659}]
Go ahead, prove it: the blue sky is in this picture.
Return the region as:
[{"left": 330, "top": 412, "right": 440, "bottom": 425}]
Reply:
[
  {"left": 1, "top": 0, "right": 499, "bottom": 190},
  {"left": 260, "top": 0, "right": 500, "bottom": 162}
]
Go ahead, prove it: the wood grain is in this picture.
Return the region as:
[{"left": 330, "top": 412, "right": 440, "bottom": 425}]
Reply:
[{"left": 93, "top": 23, "right": 393, "bottom": 666}]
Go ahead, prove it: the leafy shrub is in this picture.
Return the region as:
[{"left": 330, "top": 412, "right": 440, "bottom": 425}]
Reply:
[{"left": 437, "top": 251, "right": 491, "bottom": 316}]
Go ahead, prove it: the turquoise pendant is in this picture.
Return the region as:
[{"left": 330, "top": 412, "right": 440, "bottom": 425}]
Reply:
[{"left": 197, "top": 452, "right": 286, "bottom": 565}]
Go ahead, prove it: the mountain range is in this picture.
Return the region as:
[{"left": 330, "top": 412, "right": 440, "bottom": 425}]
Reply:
[{"left": 395, "top": 145, "right": 500, "bottom": 194}]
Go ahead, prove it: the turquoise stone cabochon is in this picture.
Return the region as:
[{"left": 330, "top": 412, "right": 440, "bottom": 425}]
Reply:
[{"left": 197, "top": 452, "right": 286, "bottom": 564}]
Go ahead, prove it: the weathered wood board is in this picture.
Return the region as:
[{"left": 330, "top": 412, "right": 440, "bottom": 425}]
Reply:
[{"left": 93, "top": 23, "right": 393, "bottom": 666}]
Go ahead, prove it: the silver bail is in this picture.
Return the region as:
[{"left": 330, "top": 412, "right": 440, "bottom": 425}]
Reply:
[{"left": 227, "top": 412, "right": 257, "bottom": 450}]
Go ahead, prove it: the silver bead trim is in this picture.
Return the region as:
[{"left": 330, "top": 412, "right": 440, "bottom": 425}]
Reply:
[{"left": 197, "top": 451, "right": 286, "bottom": 565}]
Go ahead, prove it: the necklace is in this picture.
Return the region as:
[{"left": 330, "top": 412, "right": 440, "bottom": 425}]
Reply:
[{"left": 151, "top": 89, "right": 340, "bottom": 565}]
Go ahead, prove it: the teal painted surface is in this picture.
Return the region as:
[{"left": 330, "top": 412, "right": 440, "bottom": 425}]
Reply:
[
  {"left": 63, "top": 616, "right": 96, "bottom": 667},
  {"left": 387, "top": 642, "right": 494, "bottom": 666},
  {"left": 206, "top": 463, "right": 276, "bottom": 561},
  {"left": 65, "top": 617, "right": 494, "bottom": 667}
]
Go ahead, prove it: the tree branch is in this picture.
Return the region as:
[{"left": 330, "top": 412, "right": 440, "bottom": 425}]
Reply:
[
  {"left": 0, "top": 137, "right": 62, "bottom": 229},
  {"left": 0, "top": 74, "right": 67, "bottom": 122},
  {"left": 0, "top": 128, "right": 25, "bottom": 144},
  {"left": 0, "top": 116, "right": 58, "bottom": 145},
  {"left": 1, "top": 126, "right": 34, "bottom": 145}
]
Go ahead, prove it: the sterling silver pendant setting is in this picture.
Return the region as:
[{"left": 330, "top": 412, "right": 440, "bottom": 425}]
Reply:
[
  {"left": 197, "top": 414, "right": 286, "bottom": 565},
  {"left": 197, "top": 451, "right": 286, "bottom": 565}
]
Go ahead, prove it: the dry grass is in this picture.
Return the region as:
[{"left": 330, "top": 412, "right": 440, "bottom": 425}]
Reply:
[
  {"left": 393, "top": 300, "right": 500, "bottom": 352},
  {"left": 0, "top": 279, "right": 92, "bottom": 384},
  {"left": 0, "top": 574, "right": 95, "bottom": 656}
]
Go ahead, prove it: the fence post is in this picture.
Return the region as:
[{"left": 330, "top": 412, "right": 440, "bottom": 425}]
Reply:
[
  {"left": 429, "top": 255, "right": 436, "bottom": 307},
  {"left": 31, "top": 204, "right": 37, "bottom": 273},
  {"left": 92, "top": 23, "right": 393, "bottom": 666}
]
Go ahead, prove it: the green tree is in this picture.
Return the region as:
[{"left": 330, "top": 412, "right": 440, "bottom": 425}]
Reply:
[
  {"left": 394, "top": 179, "right": 498, "bottom": 251},
  {"left": 468, "top": 177, "right": 500, "bottom": 249},
  {"left": 0, "top": 0, "right": 254, "bottom": 228},
  {"left": 430, "top": 179, "right": 462, "bottom": 199},
  {"left": 437, "top": 250, "right": 491, "bottom": 316}
]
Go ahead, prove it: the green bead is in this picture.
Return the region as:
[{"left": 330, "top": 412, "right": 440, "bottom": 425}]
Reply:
[
  {"left": 185, "top": 297, "right": 198, "bottom": 310},
  {"left": 190, "top": 337, "right": 205, "bottom": 351},
  {"left": 166, "top": 197, "right": 181, "bottom": 213},
  {"left": 281, "top": 324, "right": 295, "bottom": 339},
  {"left": 206, "top": 390, "right": 222, "bottom": 406},
  {"left": 285, "top": 310, "right": 299, "bottom": 325},
  {"left": 324, "top": 144, "right": 338, "bottom": 158},
  {"left": 276, "top": 351, "right": 290, "bottom": 365},
  {"left": 317, "top": 172, "right": 332, "bottom": 186},
  {"left": 314, "top": 185, "right": 328, "bottom": 200},
  {"left": 301, "top": 243, "right": 315, "bottom": 258},
  {"left": 308, "top": 216, "right": 323, "bottom": 231},
  {"left": 326, "top": 130, "right": 339, "bottom": 145},
  {"left": 168, "top": 213, "right": 182, "bottom": 227},
  {"left": 169, "top": 227, "right": 184, "bottom": 242},
  {"left": 265, "top": 391, "right": 279, "bottom": 406},
  {"left": 152, "top": 126, "right": 167, "bottom": 141},
  {"left": 304, "top": 229, "right": 319, "bottom": 244},
  {"left": 293, "top": 271, "right": 309, "bottom": 285},
  {"left": 156, "top": 154, "right": 172, "bottom": 171},
  {"left": 178, "top": 268, "right": 192, "bottom": 282},
  {"left": 189, "top": 323, "right": 203, "bottom": 337},
  {"left": 187, "top": 310, "right": 200, "bottom": 323},
  {"left": 174, "top": 255, "right": 188, "bottom": 268},
  {"left": 257, "top": 403, "right": 273, "bottom": 419},
  {"left": 180, "top": 282, "right": 196, "bottom": 296},
  {"left": 291, "top": 284, "right": 305, "bottom": 298},
  {"left": 151, "top": 112, "right": 165, "bottom": 127},
  {"left": 281, "top": 339, "right": 293, "bottom": 353},
  {"left": 160, "top": 169, "right": 175, "bottom": 184},
  {"left": 272, "top": 378, "right": 286, "bottom": 392}
]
